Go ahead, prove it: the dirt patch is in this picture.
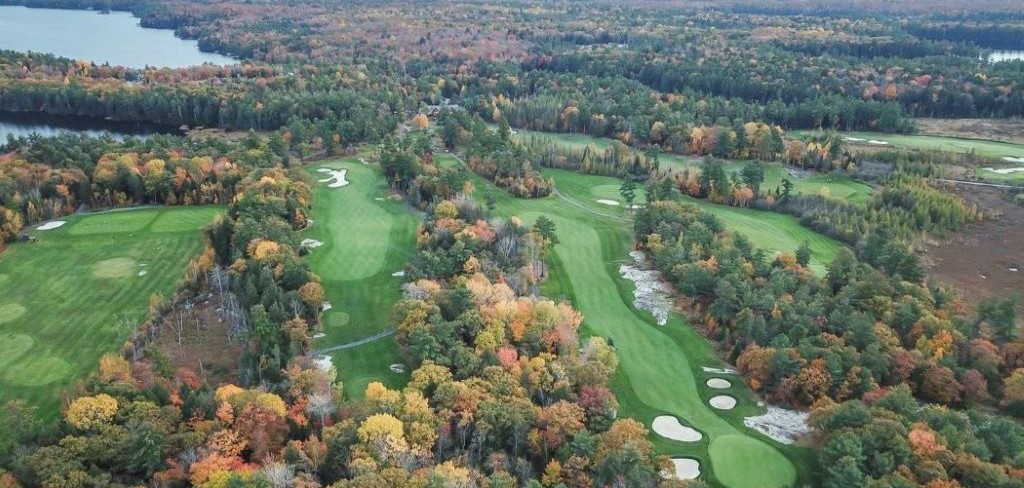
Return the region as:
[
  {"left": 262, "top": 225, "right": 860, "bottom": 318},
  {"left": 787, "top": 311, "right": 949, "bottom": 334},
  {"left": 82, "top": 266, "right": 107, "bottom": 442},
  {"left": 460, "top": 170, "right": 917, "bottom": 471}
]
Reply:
[
  {"left": 921, "top": 186, "right": 1024, "bottom": 316},
  {"left": 915, "top": 118, "right": 1024, "bottom": 145},
  {"left": 150, "top": 292, "right": 245, "bottom": 386}
]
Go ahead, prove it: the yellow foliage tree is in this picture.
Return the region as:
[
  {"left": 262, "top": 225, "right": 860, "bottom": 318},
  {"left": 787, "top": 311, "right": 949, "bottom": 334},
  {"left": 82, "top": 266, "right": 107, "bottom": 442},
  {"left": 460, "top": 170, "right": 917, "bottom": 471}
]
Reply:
[
  {"left": 411, "top": 113, "right": 429, "bottom": 129},
  {"left": 357, "top": 413, "right": 404, "bottom": 443},
  {"left": 98, "top": 354, "right": 133, "bottom": 383},
  {"left": 66, "top": 394, "right": 118, "bottom": 430}
]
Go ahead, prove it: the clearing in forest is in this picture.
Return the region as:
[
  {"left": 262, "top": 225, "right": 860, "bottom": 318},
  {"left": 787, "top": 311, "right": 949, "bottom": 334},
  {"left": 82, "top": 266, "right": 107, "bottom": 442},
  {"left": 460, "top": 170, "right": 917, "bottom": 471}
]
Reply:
[
  {"left": 0, "top": 206, "right": 221, "bottom": 418},
  {"left": 302, "top": 157, "right": 419, "bottom": 399},
  {"left": 442, "top": 153, "right": 817, "bottom": 488}
]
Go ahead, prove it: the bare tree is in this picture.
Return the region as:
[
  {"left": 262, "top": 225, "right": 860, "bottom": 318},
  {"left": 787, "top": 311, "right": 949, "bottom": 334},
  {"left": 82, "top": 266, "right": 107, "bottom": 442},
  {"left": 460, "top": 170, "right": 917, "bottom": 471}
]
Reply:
[{"left": 261, "top": 461, "right": 295, "bottom": 488}]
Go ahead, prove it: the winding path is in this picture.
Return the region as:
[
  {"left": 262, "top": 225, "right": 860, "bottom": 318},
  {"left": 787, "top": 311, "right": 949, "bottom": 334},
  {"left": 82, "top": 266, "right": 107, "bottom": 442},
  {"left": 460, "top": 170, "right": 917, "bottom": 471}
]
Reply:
[{"left": 314, "top": 328, "right": 395, "bottom": 355}]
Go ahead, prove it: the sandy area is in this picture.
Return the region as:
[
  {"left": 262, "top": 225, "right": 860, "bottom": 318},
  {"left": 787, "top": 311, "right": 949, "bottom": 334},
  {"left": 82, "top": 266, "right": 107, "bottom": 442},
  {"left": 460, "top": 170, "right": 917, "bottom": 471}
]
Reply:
[
  {"left": 596, "top": 199, "right": 620, "bottom": 206},
  {"left": 389, "top": 363, "right": 407, "bottom": 373},
  {"left": 744, "top": 406, "right": 810, "bottom": 445},
  {"left": 322, "top": 302, "right": 333, "bottom": 311},
  {"left": 312, "top": 332, "right": 326, "bottom": 339},
  {"left": 1001, "top": 157, "right": 1024, "bottom": 164},
  {"left": 36, "top": 220, "right": 66, "bottom": 230},
  {"left": 709, "top": 395, "right": 737, "bottom": 410},
  {"left": 842, "top": 137, "right": 866, "bottom": 142},
  {"left": 706, "top": 378, "right": 731, "bottom": 389},
  {"left": 392, "top": 270, "right": 406, "bottom": 277},
  {"left": 302, "top": 238, "right": 324, "bottom": 249},
  {"left": 619, "top": 250, "right": 672, "bottom": 325},
  {"left": 652, "top": 415, "right": 702, "bottom": 442},
  {"left": 317, "top": 168, "right": 350, "bottom": 188},
  {"left": 669, "top": 459, "right": 700, "bottom": 480},
  {"left": 702, "top": 366, "right": 739, "bottom": 375},
  {"left": 867, "top": 140, "right": 889, "bottom": 145},
  {"left": 138, "top": 270, "right": 148, "bottom": 276},
  {"left": 984, "top": 166, "right": 1024, "bottom": 174},
  {"left": 313, "top": 355, "right": 333, "bottom": 372}
]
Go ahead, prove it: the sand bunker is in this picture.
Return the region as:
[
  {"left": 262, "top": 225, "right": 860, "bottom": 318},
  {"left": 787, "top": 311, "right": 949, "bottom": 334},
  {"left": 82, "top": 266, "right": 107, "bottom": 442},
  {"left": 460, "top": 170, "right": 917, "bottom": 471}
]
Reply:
[
  {"left": 709, "top": 395, "right": 737, "bottom": 410},
  {"left": 389, "top": 363, "right": 407, "bottom": 374},
  {"left": 1001, "top": 156, "right": 1024, "bottom": 164},
  {"left": 983, "top": 166, "right": 1024, "bottom": 174},
  {"left": 652, "top": 415, "right": 702, "bottom": 442},
  {"left": 596, "top": 199, "right": 620, "bottom": 206},
  {"left": 138, "top": 270, "right": 148, "bottom": 277},
  {"left": 704, "top": 364, "right": 737, "bottom": 372},
  {"left": 392, "top": 270, "right": 406, "bottom": 277},
  {"left": 867, "top": 140, "right": 889, "bottom": 145},
  {"left": 842, "top": 137, "right": 866, "bottom": 142},
  {"left": 744, "top": 406, "right": 810, "bottom": 445},
  {"left": 301, "top": 239, "right": 324, "bottom": 249},
  {"left": 669, "top": 458, "right": 700, "bottom": 480},
  {"left": 619, "top": 250, "right": 672, "bottom": 325},
  {"left": 317, "top": 167, "right": 350, "bottom": 188},
  {"left": 36, "top": 220, "right": 66, "bottom": 230},
  {"left": 313, "top": 355, "right": 334, "bottom": 372},
  {"left": 322, "top": 302, "right": 333, "bottom": 311},
  {"left": 359, "top": 157, "right": 369, "bottom": 165},
  {"left": 706, "top": 378, "right": 731, "bottom": 389},
  {"left": 312, "top": 332, "right": 326, "bottom": 339}
]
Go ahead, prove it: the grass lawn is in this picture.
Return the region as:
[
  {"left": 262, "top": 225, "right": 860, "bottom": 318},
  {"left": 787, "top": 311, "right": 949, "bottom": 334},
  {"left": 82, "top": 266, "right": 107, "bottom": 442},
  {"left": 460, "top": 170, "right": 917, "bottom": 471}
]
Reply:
[
  {"left": 0, "top": 206, "right": 221, "bottom": 418},
  {"left": 302, "top": 157, "right": 418, "bottom": 400},
  {"left": 793, "top": 129, "right": 1024, "bottom": 160},
  {"left": 444, "top": 153, "right": 815, "bottom": 487}
]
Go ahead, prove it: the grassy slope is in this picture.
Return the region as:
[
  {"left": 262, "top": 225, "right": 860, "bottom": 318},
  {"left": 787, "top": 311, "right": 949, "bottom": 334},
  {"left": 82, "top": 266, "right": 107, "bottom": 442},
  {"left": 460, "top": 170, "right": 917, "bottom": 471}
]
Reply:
[
  {"left": 443, "top": 153, "right": 814, "bottom": 488},
  {"left": 0, "top": 206, "right": 220, "bottom": 418},
  {"left": 303, "top": 157, "right": 418, "bottom": 399}
]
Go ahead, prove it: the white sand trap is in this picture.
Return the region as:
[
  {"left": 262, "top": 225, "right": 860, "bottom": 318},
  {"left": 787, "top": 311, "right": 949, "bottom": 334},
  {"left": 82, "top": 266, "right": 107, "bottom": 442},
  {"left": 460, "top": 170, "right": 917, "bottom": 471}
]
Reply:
[
  {"left": 1000, "top": 156, "right": 1024, "bottom": 163},
  {"left": 706, "top": 378, "right": 731, "bottom": 389},
  {"left": 620, "top": 250, "right": 672, "bottom": 325},
  {"left": 312, "top": 333, "right": 326, "bottom": 339},
  {"left": 374, "top": 197, "right": 385, "bottom": 201},
  {"left": 317, "top": 168, "right": 350, "bottom": 188},
  {"left": 389, "top": 363, "right": 407, "bottom": 374},
  {"left": 744, "top": 406, "right": 810, "bottom": 445},
  {"left": 305, "top": 219, "right": 314, "bottom": 229},
  {"left": 709, "top": 395, "right": 737, "bottom": 410},
  {"left": 137, "top": 270, "right": 148, "bottom": 277},
  {"left": 313, "top": 355, "right": 333, "bottom": 372},
  {"left": 359, "top": 157, "right": 369, "bottom": 165},
  {"left": 392, "top": 270, "right": 405, "bottom": 277},
  {"left": 842, "top": 137, "right": 866, "bottom": 142},
  {"left": 301, "top": 239, "right": 324, "bottom": 249},
  {"left": 983, "top": 166, "right": 1024, "bottom": 174},
  {"left": 652, "top": 416, "right": 702, "bottom": 442},
  {"left": 36, "top": 220, "right": 66, "bottom": 230},
  {"left": 867, "top": 140, "right": 889, "bottom": 145},
  {"left": 627, "top": 204, "right": 644, "bottom": 209},
  {"left": 322, "top": 302, "right": 333, "bottom": 311},
  {"left": 702, "top": 366, "right": 738, "bottom": 375},
  {"left": 668, "top": 458, "right": 700, "bottom": 480},
  {"left": 596, "top": 199, "right": 620, "bottom": 206}
]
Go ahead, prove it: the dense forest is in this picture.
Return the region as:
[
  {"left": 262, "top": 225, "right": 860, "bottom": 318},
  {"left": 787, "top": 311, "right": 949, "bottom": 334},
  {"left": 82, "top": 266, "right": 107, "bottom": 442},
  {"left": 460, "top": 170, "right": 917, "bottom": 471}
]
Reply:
[{"left": 1, "top": 0, "right": 1022, "bottom": 487}]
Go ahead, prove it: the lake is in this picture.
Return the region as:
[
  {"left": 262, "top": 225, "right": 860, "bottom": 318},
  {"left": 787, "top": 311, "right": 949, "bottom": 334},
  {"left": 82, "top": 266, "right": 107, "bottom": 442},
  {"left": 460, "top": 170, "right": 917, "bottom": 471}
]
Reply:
[
  {"left": 989, "top": 51, "right": 1024, "bottom": 63},
  {"left": 0, "top": 111, "right": 176, "bottom": 142},
  {"left": 0, "top": 6, "right": 235, "bottom": 68}
]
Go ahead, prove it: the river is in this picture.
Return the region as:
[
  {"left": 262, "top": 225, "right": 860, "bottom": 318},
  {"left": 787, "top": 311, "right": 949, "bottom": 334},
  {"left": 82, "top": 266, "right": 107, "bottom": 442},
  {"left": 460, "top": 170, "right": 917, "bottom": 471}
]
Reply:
[{"left": 0, "top": 6, "right": 235, "bottom": 68}]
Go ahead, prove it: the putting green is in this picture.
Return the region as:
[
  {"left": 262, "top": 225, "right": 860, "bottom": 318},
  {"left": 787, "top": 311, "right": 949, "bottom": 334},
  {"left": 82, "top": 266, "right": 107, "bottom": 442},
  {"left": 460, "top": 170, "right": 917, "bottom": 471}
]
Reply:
[
  {"left": 3, "top": 356, "right": 72, "bottom": 386},
  {"left": 93, "top": 257, "right": 138, "bottom": 279},
  {"left": 711, "top": 435, "right": 797, "bottom": 488},
  {"left": 0, "top": 205, "right": 221, "bottom": 418},
  {"left": 0, "top": 333, "right": 34, "bottom": 368},
  {"left": 303, "top": 157, "right": 419, "bottom": 400},
  {"left": 0, "top": 303, "right": 27, "bottom": 324}
]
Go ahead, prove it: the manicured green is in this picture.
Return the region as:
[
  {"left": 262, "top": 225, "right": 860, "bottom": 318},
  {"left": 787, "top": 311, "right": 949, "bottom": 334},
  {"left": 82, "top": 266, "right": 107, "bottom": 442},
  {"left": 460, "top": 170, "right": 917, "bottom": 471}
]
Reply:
[
  {"left": 0, "top": 206, "right": 221, "bottom": 418},
  {"left": 793, "top": 129, "right": 1024, "bottom": 160},
  {"left": 443, "top": 153, "right": 815, "bottom": 487},
  {"left": 302, "top": 157, "right": 419, "bottom": 400}
]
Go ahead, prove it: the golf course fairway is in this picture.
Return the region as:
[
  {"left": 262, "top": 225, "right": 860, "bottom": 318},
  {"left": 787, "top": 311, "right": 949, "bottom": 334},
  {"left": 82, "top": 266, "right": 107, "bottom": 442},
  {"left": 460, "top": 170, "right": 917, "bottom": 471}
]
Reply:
[
  {"left": 303, "top": 157, "right": 418, "bottom": 398},
  {"left": 442, "top": 154, "right": 811, "bottom": 487}
]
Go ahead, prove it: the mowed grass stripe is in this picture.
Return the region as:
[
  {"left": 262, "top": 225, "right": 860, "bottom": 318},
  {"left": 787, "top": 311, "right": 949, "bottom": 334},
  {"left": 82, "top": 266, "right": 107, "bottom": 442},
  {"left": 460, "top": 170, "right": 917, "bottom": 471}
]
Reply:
[
  {"left": 0, "top": 206, "right": 220, "bottom": 418},
  {"left": 303, "top": 158, "right": 419, "bottom": 400}
]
